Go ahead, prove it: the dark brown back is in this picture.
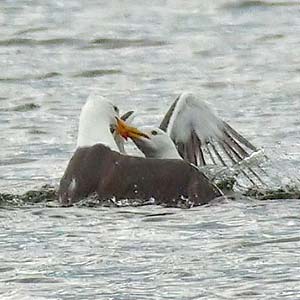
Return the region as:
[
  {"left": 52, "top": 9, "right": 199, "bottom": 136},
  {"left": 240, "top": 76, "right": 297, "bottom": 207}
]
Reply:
[
  {"left": 58, "top": 144, "right": 113, "bottom": 205},
  {"left": 58, "top": 144, "right": 222, "bottom": 207},
  {"left": 100, "top": 155, "right": 222, "bottom": 207}
]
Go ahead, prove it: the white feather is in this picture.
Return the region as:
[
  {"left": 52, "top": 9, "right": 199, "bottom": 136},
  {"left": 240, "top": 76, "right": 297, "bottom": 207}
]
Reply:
[
  {"left": 131, "top": 128, "right": 182, "bottom": 159},
  {"left": 128, "top": 91, "right": 264, "bottom": 188},
  {"left": 77, "top": 93, "right": 119, "bottom": 151},
  {"left": 167, "top": 92, "right": 224, "bottom": 144}
]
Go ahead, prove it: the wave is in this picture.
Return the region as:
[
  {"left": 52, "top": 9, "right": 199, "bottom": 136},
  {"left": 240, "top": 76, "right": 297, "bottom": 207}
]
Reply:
[
  {"left": 0, "top": 185, "right": 57, "bottom": 207},
  {"left": 72, "top": 69, "right": 121, "bottom": 78},
  {"left": 86, "top": 37, "right": 168, "bottom": 49},
  {"left": 0, "top": 72, "right": 62, "bottom": 83},
  {"left": 1, "top": 181, "right": 299, "bottom": 208},
  {"left": 223, "top": 0, "right": 300, "bottom": 9},
  {"left": 0, "top": 38, "right": 82, "bottom": 47},
  {"left": 0, "top": 37, "right": 167, "bottom": 50}
]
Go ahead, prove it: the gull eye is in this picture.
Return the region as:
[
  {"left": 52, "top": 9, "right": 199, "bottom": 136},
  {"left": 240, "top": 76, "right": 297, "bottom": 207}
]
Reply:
[
  {"left": 151, "top": 130, "right": 158, "bottom": 136},
  {"left": 113, "top": 105, "right": 119, "bottom": 113}
]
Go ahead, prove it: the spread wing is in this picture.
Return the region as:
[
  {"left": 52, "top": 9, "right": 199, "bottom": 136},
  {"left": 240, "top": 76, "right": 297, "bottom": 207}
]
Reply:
[{"left": 159, "top": 92, "right": 265, "bottom": 186}]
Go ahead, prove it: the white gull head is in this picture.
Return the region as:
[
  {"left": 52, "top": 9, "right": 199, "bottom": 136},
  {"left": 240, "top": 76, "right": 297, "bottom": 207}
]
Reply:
[
  {"left": 76, "top": 93, "right": 119, "bottom": 151},
  {"left": 131, "top": 127, "right": 182, "bottom": 159}
]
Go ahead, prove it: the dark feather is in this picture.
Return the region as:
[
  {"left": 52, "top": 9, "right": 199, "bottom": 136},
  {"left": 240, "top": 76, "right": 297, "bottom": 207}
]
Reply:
[
  {"left": 159, "top": 95, "right": 181, "bottom": 131},
  {"left": 121, "top": 110, "right": 134, "bottom": 121},
  {"left": 222, "top": 121, "right": 257, "bottom": 152}
]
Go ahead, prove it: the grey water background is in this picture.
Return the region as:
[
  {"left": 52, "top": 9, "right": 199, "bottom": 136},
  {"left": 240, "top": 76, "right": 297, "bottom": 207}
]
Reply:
[{"left": 1, "top": 0, "right": 300, "bottom": 299}]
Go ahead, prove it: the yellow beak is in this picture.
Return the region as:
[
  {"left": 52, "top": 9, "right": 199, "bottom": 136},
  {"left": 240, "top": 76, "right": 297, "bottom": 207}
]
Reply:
[{"left": 115, "top": 117, "right": 149, "bottom": 140}]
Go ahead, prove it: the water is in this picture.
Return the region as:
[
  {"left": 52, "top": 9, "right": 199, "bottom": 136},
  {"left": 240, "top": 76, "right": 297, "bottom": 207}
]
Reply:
[{"left": 1, "top": 0, "right": 300, "bottom": 299}]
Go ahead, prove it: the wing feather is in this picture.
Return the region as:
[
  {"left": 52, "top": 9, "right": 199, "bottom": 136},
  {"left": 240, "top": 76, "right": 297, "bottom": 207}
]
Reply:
[
  {"left": 159, "top": 92, "right": 265, "bottom": 186},
  {"left": 159, "top": 95, "right": 180, "bottom": 131}
]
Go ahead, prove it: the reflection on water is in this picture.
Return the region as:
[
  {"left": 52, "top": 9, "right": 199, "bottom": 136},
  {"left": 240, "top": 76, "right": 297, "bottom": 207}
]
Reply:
[{"left": 1, "top": 0, "right": 300, "bottom": 299}]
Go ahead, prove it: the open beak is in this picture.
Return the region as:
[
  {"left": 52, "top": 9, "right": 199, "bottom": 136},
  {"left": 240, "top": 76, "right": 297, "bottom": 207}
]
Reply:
[{"left": 115, "top": 117, "right": 149, "bottom": 140}]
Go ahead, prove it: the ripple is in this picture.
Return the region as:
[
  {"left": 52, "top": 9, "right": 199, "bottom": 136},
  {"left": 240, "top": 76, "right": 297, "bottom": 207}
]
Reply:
[
  {"left": 202, "top": 81, "right": 229, "bottom": 89},
  {"left": 0, "top": 37, "right": 167, "bottom": 49},
  {"left": 223, "top": 0, "right": 300, "bottom": 9},
  {"left": 87, "top": 38, "right": 168, "bottom": 49},
  {"left": 0, "top": 72, "right": 62, "bottom": 83},
  {"left": 1, "top": 103, "right": 40, "bottom": 112},
  {"left": 256, "top": 34, "right": 285, "bottom": 42},
  {"left": 72, "top": 69, "right": 121, "bottom": 78},
  {"left": 16, "top": 26, "right": 48, "bottom": 35},
  {"left": 0, "top": 158, "right": 38, "bottom": 166},
  {"left": 28, "top": 129, "right": 48, "bottom": 135},
  {"left": 34, "top": 72, "right": 62, "bottom": 80},
  {"left": 0, "top": 38, "right": 83, "bottom": 47},
  {"left": 3, "top": 277, "right": 62, "bottom": 283},
  {"left": 1, "top": 1, "right": 300, "bottom": 299},
  {"left": 0, "top": 267, "right": 14, "bottom": 273},
  {"left": 242, "top": 236, "right": 300, "bottom": 247}
]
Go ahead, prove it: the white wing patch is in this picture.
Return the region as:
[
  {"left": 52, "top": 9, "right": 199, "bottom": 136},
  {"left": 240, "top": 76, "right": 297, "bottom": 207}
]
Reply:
[{"left": 167, "top": 92, "right": 223, "bottom": 144}]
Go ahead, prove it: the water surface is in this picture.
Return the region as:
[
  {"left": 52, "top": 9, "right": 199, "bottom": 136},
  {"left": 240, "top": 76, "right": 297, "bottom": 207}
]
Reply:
[{"left": 1, "top": 0, "right": 300, "bottom": 299}]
